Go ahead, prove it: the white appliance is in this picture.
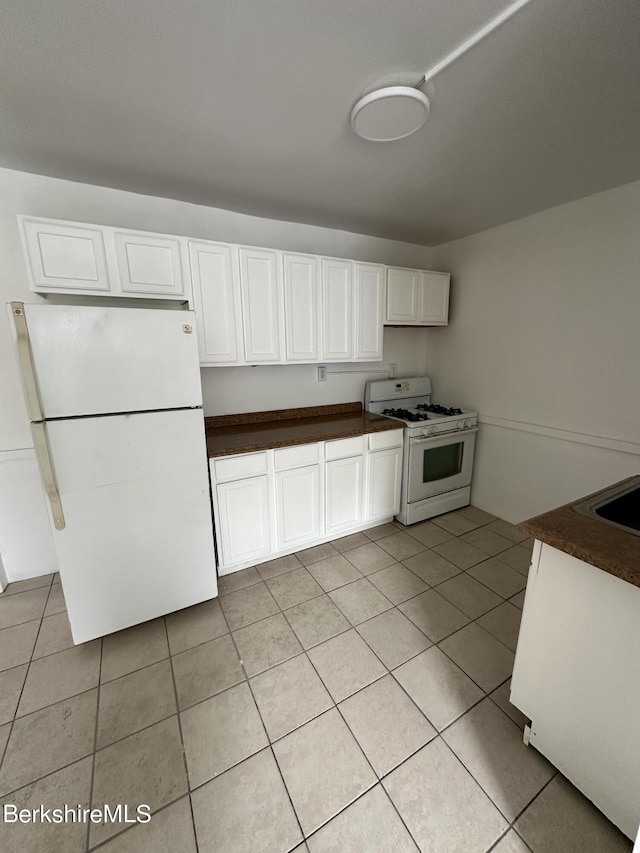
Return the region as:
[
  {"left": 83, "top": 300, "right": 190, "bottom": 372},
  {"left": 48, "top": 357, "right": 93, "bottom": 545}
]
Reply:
[
  {"left": 365, "top": 377, "right": 478, "bottom": 525},
  {"left": 10, "top": 302, "right": 217, "bottom": 644}
]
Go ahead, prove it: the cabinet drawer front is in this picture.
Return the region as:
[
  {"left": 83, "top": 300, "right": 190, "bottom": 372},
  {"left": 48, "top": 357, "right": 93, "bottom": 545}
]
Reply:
[
  {"left": 212, "top": 452, "right": 268, "bottom": 483},
  {"left": 369, "top": 430, "right": 404, "bottom": 451},
  {"left": 274, "top": 443, "right": 319, "bottom": 470},
  {"left": 324, "top": 435, "right": 365, "bottom": 460}
]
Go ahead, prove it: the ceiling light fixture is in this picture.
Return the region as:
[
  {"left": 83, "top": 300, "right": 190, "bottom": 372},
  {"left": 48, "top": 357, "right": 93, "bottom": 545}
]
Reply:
[{"left": 350, "top": 0, "right": 534, "bottom": 142}]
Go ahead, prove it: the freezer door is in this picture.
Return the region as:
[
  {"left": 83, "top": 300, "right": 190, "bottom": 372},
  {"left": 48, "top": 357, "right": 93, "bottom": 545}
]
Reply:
[
  {"left": 21, "top": 303, "right": 202, "bottom": 417},
  {"left": 45, "top": 408, "right": 217, "bottom": 643}
]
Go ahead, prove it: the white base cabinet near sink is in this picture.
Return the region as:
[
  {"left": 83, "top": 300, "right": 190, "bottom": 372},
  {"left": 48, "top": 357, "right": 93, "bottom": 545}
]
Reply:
[
  {"left": 511, "top": 541, "right": 640, "bottom": 841},
  {"left": 210, "top": 430, "right": 403, "bottom": 574}
]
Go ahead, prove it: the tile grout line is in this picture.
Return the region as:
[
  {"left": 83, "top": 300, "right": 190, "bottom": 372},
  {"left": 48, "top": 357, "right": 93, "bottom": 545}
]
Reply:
[
  {"left": 220, "top": 573, "right": 426, "bottom": 845},
  {"left": 0, "top": 580, "right": 53, "bottom": 780},
  {"left": 86, "top": 793, "right": 192, "bottom": 852},
  {"left": 84, "top": 635, "right": 103, "bottom": 852},
  {"left": 293, "top": 593, "right": 448, "bottom": 850},
  {"left": 161, "top": 615, "right": 201, "bottom": 853},
  {"left": 0, "top": 580, "right": 54, "bottom": 775},
  {"left": 217, "top": 601, "right": 308, "bottom": 849}
]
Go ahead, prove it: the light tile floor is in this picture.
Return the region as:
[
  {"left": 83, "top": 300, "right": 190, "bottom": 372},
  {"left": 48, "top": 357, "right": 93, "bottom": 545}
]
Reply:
[{"left": 0, "top": 507, "right": 633, "bottom": 852}]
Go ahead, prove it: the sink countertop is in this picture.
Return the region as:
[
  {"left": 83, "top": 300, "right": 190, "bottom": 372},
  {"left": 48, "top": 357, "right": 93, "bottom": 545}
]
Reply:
[
  {"left": 205, "top": 402, "right": 402, "bottom": 458},
  {"left": 518, "top": 476, "right": 640, "bottom": 588}
]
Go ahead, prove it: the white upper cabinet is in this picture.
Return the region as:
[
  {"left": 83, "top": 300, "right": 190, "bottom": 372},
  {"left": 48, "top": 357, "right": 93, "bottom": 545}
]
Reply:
[
  {"left": 385, "top": 266, "right": 450, "bottom": 326},
  {"left": 18, "top": 216, "right": 189, "bottom": 301},
  {"left": 113, "top": 231, "right": 187, "bottom": 298},
  {"left": 20, "top": 218, "right": 110, "bottom": 293},
  {"left": 19, "top": 215, "right": 449, "bottom": 352},
  {"left": 239, "top": 246, "right": 283, "bottom": 363},
  {"left": 283, "top": 253, "right": 320, "bottom": 362},
  {"left": 189, "top": 241, "right": 244, "bottom": 364},
  {"left": 386, "top": 267, "right": 420, "bottom": 322},
  {"left": 418, "top": 271, "right": 450, "bottom": 325},
  {"left": 321, "top": 258, "right": 353, "bottom": 361},
  {"left": 354, "top": 262, "right": 384, "bottom": 361}
]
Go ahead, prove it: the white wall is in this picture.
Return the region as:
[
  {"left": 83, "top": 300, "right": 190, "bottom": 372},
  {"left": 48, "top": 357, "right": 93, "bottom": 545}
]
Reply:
[
  {"left": 0, "top": 166, "right": 432, "bottom": 580},
  {"left": 429, "top": 179, "right": 640, "bottom": 522},
  {"left": 201, "top": 327, "right": 428, "bottom": 415}
]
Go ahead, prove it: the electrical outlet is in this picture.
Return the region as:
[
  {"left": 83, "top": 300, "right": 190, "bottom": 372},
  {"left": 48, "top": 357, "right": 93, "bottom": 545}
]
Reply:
[
  {"left": 389, "top": 363, "right": 398, "bottom": 378},
  {"left": 317, "top": 365, "right": 327, "bottom": 381}
]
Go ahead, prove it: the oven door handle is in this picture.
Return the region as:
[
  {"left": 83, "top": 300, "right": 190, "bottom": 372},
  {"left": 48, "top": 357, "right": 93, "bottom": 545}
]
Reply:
[{"left": 409, "top": 427, "right": 478, "bottom": 445}]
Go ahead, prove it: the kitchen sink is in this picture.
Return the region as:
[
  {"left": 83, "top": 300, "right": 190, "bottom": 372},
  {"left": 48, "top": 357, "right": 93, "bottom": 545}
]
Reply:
[{"left": 573, "top": 475, "right": 640, "bottom": 537}]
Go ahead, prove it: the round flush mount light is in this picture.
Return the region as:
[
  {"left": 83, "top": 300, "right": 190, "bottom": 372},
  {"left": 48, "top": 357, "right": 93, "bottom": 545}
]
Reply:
[{"left": 350, "top": 86, "right": 430, "bottom": 142}]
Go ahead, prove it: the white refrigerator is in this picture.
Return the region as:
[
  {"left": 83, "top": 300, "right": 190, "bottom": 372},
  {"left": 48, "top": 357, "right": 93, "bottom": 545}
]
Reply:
[{"left": 11, "top": 302, "right": 218, "bottom": 644}]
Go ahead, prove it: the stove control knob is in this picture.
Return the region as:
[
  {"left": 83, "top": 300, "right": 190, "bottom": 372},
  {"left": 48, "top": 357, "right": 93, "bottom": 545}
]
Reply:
[{"left": 457, "top": 421, "right": 465, "bottom": 429}]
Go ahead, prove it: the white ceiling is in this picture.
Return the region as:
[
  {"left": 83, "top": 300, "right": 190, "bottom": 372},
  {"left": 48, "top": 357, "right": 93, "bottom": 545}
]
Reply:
[{"left": 2, "top": 0, "right": 640, "bottom": 245}]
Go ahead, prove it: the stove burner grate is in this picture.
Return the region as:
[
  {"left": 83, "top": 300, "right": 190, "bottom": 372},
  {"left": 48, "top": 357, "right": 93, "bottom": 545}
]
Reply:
[
  {"left": 416, "top": 403, "right": 463, "bottom": 417},
  {"left": 382, "top": 408, "right": 430, "bottom": 422}
]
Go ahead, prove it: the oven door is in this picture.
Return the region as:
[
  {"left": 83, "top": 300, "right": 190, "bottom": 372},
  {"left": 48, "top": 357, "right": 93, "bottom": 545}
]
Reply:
[{"left": 407, "top": 429, "right": 477, "bottom": 502}]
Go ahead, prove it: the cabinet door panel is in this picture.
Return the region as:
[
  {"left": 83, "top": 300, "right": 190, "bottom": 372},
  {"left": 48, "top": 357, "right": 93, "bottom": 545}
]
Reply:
[
  {"left": 325, "top": 456, "right": 363, "bottom": 534},
  {"left": 354, "top": 263, "right": 384, "bottom": 360},
  {"left": 216, "top": 475, "right": 271, "bottom": 568},
  {"left": 20, "top": 217, "right": 110, "bottom": 293},
  {"left": 321, "top": 258, "right": 353, "bottom": 361},
  {"left": 419, "top": 272, "right": 450, "bottom": 325},
  {"left": 386, "top": 268, "right": 419, "bottom": 323},
  {"left": 366, "top": 447, "right": 402, "bottom": 522},
  {"left": 190, "top": 241, "right": 243, "bottom": 364},
  {"left": 275, "top": 465, "right": 321, "bottom": 549},
  {"left": 283, "top": 253, "right": 319, "bottom": 362},
  {"left": 240, "top": 247, "right": 282, "bottom": 362},
  {"left": 114, "top": 231, "right": 186, "bottom": 297}
]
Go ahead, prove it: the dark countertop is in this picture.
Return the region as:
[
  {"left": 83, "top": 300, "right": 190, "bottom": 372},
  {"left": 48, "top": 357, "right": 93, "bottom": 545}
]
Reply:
[
  {"left": 205, "top": 402, "right": 402, "bottom": 458},
  {"left": 518, "top": 477, "right": 640, "bottom": 588}
]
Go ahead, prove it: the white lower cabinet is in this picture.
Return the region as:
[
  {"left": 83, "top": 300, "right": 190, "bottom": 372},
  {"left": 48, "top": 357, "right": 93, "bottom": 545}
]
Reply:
[
  {"left": 324, "top": 456, "right": 364, "bottom": 535},
  {"left": 211, "top": 430, "right": 403, "bottom": 574},
  {"left": 215, "top": 475, "right": 271, "bottom": 567},
  {"left": 366, "top": 446, "right": 403, "bottom": 522},
  {"left": 275, "top": 465, "right": 321, "bottom": 549},
  {"left": 511, "top": 542, "right": 640, "bottom": 840}
]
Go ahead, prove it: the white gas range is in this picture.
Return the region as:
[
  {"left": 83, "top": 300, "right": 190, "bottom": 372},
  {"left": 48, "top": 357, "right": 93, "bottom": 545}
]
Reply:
[{"left": 365, "top": 377, "right": 478, "bottom": 525}]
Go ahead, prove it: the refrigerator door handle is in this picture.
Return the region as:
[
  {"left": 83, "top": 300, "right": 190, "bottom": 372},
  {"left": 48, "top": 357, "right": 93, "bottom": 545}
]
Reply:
[
  {"left": 11, "top": 302, "right": 43, "bottom": 421},
  {"left": 31, "top": 421, "right": 66, "bottom": 530}
]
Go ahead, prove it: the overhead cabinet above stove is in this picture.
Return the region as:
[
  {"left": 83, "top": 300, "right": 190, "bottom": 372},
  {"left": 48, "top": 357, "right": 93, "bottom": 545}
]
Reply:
[{"left": 385, "top": 267, "right": 449, "bottom": 326}]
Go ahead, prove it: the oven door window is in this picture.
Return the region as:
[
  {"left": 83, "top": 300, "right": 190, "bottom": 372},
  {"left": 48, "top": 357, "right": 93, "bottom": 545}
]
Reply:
[
  {"left": 422, "top": 442, "right": 464, "bottom": 483},
  {"left": 407, "top": 430, "right": 476, "bottom": 503}
]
